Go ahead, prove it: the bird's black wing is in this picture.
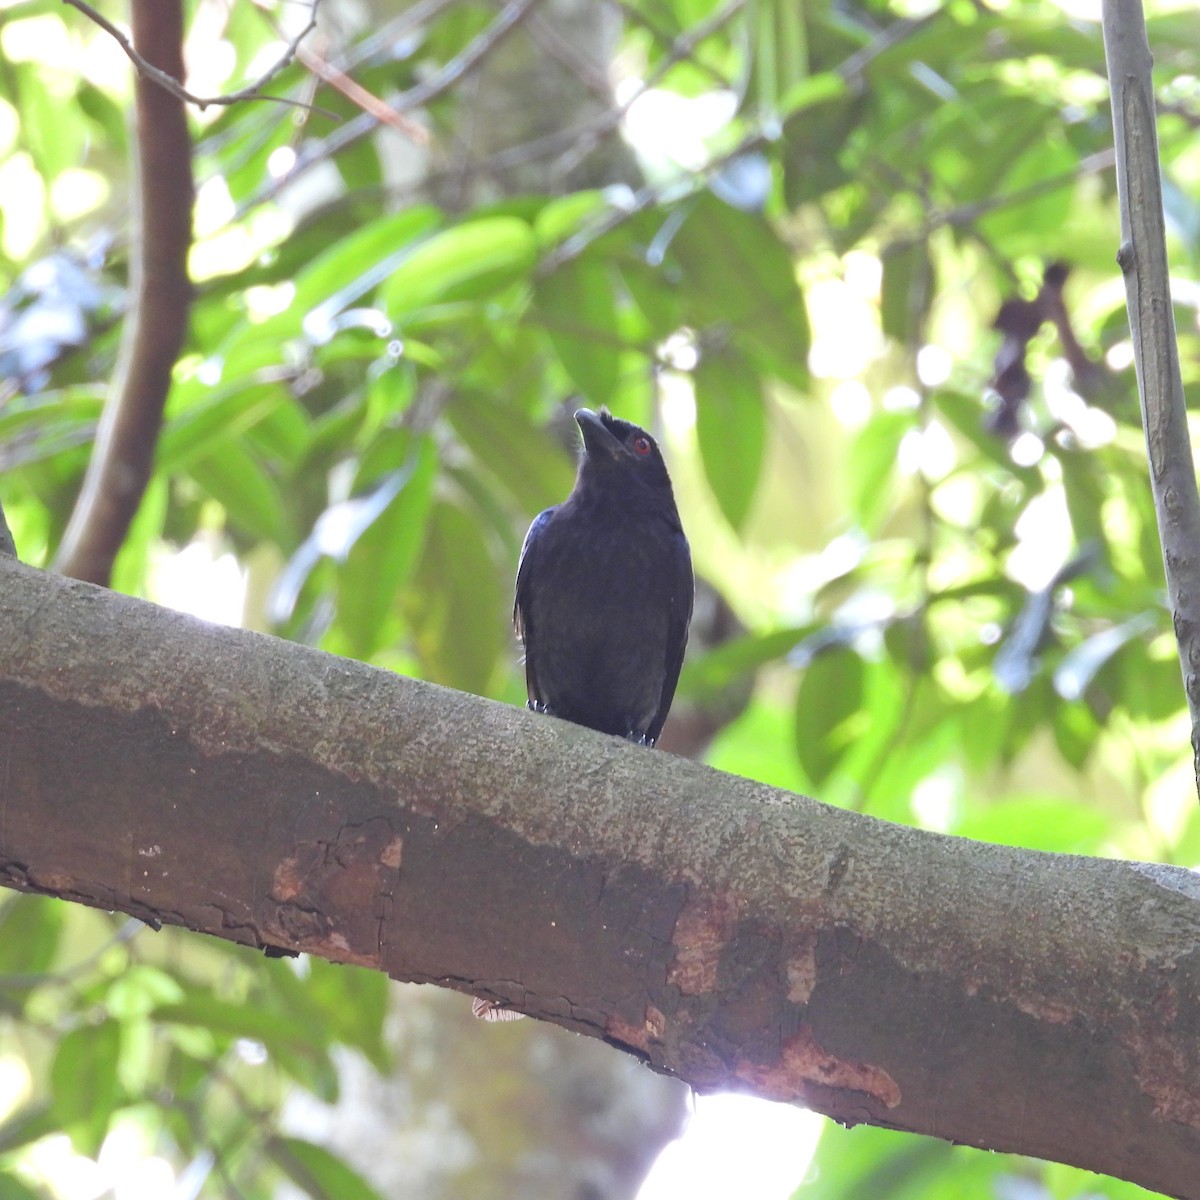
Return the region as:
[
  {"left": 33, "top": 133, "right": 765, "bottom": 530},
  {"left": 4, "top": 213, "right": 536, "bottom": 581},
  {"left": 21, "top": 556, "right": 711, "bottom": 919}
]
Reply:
[
  {"left": 647, "top": 527, "right": 694, "bottom": 745},
  {"left": 513, "top": 508, "right": 555, "bottom": 708}
]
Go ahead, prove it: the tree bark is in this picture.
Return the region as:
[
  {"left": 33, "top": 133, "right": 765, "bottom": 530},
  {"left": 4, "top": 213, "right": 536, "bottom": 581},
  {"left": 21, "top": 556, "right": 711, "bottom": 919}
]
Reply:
[
  {"left": 54, "top": 0, "right": 193, "bottom": 586},
  {"left": 1102, "top": 0, "right": 1200, "bottom": 802},
  {"left": 2, "top": 555, "right": 1199, "bottom": 1198}
]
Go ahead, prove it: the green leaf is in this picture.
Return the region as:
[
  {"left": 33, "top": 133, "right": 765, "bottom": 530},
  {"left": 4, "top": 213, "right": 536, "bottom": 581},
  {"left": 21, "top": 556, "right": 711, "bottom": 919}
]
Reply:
[
  {"left": 15, "top": 62, "right": 83, "bottom": 183},
  {"left": 794, "top": 648, "right": 866, "bottom": 786},
  {"left": 670, "top": 193, "right": 810, "bottom": 386},
  {"left": 1117, "top": 645, "right": 1184, "bottom": 722},
  {"left": 303, "top": 958, "right": 392, "bottom": 1074},
  {"left": 693, "top": 350, "right": 766, "bottom": 530},
  {"left": 955, "top": 794, "right": 1109, "bottom": 854},
  {"left": 779, "top": 70, "right": 848, "bottom": 118},
  {"left": 187, "top": 444, "right": 287, "bottom": 543},
  {"left": 271, "top": 1137, "right": 386, "bottom": 1200},
  {"left": 0, "top": 895, "right": 64, "bottom": 979},
  {"left": 846, "top": 410, "right": 911, "bottom": 531},
  {"left": 0, "top": 1169, "right": 50, "bottom": 1200},
  {"left": 405, "top": 500, "right": 507, "bottom": 695},
  {"left": 780, "top": 90, "right": 861, "bottom": 206},
  {"left": 449, "top": 390, "right": 576, "bottom": 514},
  {"left": 706, "top": 698, "right": 809, "bottom": 794},
  {"left": 218, "top": 209, "right": 443, "bottom": 357},
  {"left": 51, "top": 1021, "right": 122, "bottom": 1157},
  {"left": 534, "top": 191, "right": 609, "bottom": 249},
  {"left": 880, "top": 240, "right": 934, "bottom": 346},
  {"left": 534, "top": 257, "right": 623, "bottom": 408},
  {"left": 1052, "top": 697, "right": 1101, "bottom": 770},
  {"left": 679, "top": 625, "right": 814, "bottom": 700},
  {"left": 160, "top": 384, "right": 288, "bottom": 472},
  {"left": 338, "top": 434, "right": 439, "bottom": 658},
  {"left": 154, "top": 994, "right": 326, "bottom": 1049},
  {"left": 291, "top": 208, "right": 442, "bottom": 321},
  {"left": 1055, "top": 446, "right": 1107, "bottom": 550},
  {"left": 106, "top": 965, "right": 185, "bottom": 1019},
  {"left": 109, "top": 476, "right": 168, "bottom": 596},
  {"left": 619, "top": 259, "right": 684, "bottom": 341},
  {"left": 383, "top": 217, "right": 538, "bottom": 323}
]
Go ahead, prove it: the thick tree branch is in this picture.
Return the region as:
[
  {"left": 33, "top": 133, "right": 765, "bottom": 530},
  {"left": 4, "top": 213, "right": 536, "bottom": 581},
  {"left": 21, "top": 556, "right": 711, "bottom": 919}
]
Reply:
[
  {"left": 55, "top": 0, "right": 193, "bottom": 585},
  {"left": 2, "top": 557, "right": 1199, "bottom": 1197},
  {"left": 1102, "top": 0, "right": 1200, "bottom": 801}
]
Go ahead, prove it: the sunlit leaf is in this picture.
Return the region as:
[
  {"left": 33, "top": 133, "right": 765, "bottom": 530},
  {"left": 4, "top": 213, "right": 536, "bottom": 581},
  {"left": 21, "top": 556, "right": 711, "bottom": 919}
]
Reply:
[
  {"left": 383, "top": 216, "right": 539, "bottom": 323},
  {"left": 51, "top": 1021, "right": 122, "bottom": 1157},
  {"left": 955, "top": 794, "right": 1110, "bottom": 854},
  {"left": 693, "top": 349, "right": 766, "bottom": 530},
  {"left": 187, "top": 444, "right": 287, "bottom": 543},
  {"left": 449, "top": 390, "right": 576, "bottom": 514},
  {"left": 405, "top": 500, "right": 507, "bottom": 695},
  {"left": 670, "top": 193, "right": 811, "bottom": 386},
  {"left": 271, "top": 1136, "right": 386, "bottom": 1200},
  {"left": 846, "top": 410, "right": 911, "bottom": 531},
  {"left": 0, "top": 894, "right": 64, "bottom": 978},
  {"left": 881, "top": 240, "right": 934, "bottom": 346},
  {"left": 338, "top": 434, "right": 439, "bottom": 658},
  {"left": 794, "top": 648, "right": 866, "bottom": 786},
  {"left": 534, "top": 256, "right": 623, "bottom": 408}
]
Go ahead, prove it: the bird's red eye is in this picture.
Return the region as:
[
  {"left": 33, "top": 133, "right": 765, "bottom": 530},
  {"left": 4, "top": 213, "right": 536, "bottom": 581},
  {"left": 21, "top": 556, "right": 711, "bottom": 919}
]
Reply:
[{"left": 631, "top": 436, "right": 652, "bottom": 457}]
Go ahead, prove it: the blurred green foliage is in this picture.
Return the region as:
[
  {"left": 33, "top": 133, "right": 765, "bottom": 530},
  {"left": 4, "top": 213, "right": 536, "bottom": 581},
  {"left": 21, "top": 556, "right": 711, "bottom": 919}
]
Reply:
[{"left": 1, "top": 0, "right": 1199, "bottom": 1195}]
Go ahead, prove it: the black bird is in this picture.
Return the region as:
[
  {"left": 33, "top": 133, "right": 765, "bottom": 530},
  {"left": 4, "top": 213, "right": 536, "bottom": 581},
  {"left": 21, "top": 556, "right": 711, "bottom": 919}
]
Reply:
[{"left": 514, "top": 409, "right": 693, "bottom": 746}]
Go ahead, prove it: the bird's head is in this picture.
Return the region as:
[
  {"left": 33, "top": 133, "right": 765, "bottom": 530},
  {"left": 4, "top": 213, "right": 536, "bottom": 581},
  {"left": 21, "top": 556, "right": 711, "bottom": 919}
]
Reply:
[{"left": 574, "top": 408, "right": 674, "bottom": 493}]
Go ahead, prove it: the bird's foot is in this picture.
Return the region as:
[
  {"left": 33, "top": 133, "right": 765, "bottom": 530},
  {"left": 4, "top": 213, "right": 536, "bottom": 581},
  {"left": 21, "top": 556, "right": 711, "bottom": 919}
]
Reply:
[
  {"left": 624, "top": 730, "right": 655, "bottom": 747},
  {"left": 527, "top": 700, "right": 552, "bottom": 715}
]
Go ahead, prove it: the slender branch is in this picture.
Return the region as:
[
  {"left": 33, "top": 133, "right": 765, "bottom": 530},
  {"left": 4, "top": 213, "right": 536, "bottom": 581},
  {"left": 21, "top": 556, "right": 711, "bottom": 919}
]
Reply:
[
  {"left": 243, "top": 0, "right": 428, "bottom": 142},
  {"left": 295, "top": 42, "right": 428, "bottom": 142},
  {"left": 612, "top": 0, "right": 732, "bottom": 91},
  {"left": 547, "top": 0, "right": 747, "bottom": 182},
  {"left": 54, "top": 0, "right": 194, "bottom": 585},
  {"left": 1102, "top": 0, "right": 1200, "bottom": 801},
  {"left": 395, "top": 0, "right": 543, "bottom": 112},
  {"left": 523, "top": 7, "right": 614, "bottom": 101},
  {"left": 60, "top": 0, "right": 335, "bottom": 118},
  {"left": 237, "top": 0, "right": 541, "bottom": 212}
]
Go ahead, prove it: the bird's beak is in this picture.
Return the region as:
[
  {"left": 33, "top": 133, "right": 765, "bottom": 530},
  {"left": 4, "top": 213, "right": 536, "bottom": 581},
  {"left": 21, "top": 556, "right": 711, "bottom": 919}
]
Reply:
[{"left": 575, "top": 409, "right": 622, "bottom": 459}]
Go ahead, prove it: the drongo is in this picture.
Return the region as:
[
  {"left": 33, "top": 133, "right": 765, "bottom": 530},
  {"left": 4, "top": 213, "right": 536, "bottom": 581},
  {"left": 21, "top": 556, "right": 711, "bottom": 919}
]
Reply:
[{"left": 514, "top": 409, "right": 693, "bottom": 746}]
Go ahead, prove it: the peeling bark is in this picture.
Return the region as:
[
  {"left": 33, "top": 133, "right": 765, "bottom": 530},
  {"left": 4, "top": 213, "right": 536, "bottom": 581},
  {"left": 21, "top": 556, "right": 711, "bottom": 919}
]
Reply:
[{"left": 2, "top": 556, "right": 1200, "bottom": 1197}]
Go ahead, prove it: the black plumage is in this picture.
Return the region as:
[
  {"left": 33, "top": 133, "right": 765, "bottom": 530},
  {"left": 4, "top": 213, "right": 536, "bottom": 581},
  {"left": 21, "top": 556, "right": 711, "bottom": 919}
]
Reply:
[{"left": 514, "top": 409, "right": 693, "bottom": 746}]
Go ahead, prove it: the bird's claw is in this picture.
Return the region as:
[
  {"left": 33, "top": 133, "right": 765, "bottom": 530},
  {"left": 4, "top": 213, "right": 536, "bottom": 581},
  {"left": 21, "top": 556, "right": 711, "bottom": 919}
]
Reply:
[
  {"left": 624, "top": 730, "right": 654, "bottom": 747},
  {"left": 527, "top": 700, "right": 552, "bottom": 715}
]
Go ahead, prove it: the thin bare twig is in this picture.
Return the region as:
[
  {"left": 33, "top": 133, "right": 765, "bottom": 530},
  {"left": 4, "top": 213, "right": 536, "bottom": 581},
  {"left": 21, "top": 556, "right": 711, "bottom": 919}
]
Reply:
[
  {"left": 296, "top": 43, "right": 429, "bottom": 141},
  {"left": 523, "top": 7, "right": 614, "bottom": 101},
  {"left": 240, "top": 0, "right": 541, "bottom": 209},
  {"left": 244, "top": 0, "right": 429, "bottom": 142},
  {"left": 612, "top": 0, "right": 732, "bottom": 91},
  {"left": 60, "top": 0, "right": 337, "bottom": 118},
  {"left": 397, "top": 0, "right": 543, "bottom": 112},
  {"left": 1102, "top": 0, "right": 1200, "bottom": 801},
  {"left": 548, "top": 0, "right": 747, "bottom": 181}
]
